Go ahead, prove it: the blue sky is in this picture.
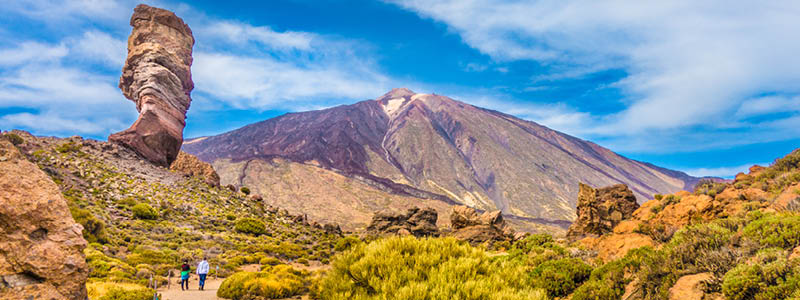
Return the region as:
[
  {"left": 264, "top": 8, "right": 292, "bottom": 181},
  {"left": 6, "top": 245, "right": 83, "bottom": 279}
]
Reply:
[{"left": 2, "top": 0, "right": 800, "bottom": 178}]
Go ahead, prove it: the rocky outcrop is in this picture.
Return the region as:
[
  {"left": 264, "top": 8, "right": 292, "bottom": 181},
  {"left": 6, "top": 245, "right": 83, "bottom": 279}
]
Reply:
[
  {"left": 170, "top": 151, "right": 220, "bottom": 186},
  {"left": 567, "top": 183, "right": 639, "bottom": 240},
  {"left": 450, "top": 206, "right": 515, "bottom": 245},
  {"left": 0, "top": 139, "right": 88, "bottom": 299},
  {"left": 109, "top": 4, "right": 194, "bottom": 167},
  {"left": 366, "top": 207, "right": 439, "bottom": 237}
]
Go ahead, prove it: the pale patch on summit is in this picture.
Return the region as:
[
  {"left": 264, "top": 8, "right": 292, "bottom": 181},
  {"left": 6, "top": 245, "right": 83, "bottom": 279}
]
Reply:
[{"left": 381, "top": 97, "right": 407, "bottom": 116}]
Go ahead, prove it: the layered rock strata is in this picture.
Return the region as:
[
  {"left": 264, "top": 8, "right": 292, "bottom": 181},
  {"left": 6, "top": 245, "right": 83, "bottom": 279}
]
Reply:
[{"left": 109, "top": 4, "right": 194, "bottom": 167}]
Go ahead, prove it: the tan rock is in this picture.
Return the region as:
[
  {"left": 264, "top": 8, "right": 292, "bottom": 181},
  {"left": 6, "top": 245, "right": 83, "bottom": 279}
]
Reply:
[
  {"left": 366, "top": 207, "right": 439, "bottom": 237},
  {"left": 567, "top": 183, "right": 639, "bottom": 240},
  {"left": 580, "top": 233, "right": 655, "bottom": 261},
  {"left": 109, "top": 4, "right": 194, "bottom": 167},
  {"left": 451, "top": 205, "right": 481, "bottom": 229},
  {"left": 0, "top": 139, "right": 88, "bottom": 299},
  {"left": 170, "top": 151, "right": 220, "bottom": 186},
  {"left": 449, "top": 206, "right": 515, "bottom": 245},
  {"left": 669, "top": 272, "right": 716, "bottom": 300}
]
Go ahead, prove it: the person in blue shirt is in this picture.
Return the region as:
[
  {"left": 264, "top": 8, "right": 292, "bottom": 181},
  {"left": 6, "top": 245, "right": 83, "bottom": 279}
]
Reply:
[{"left": 197, "top": 257, "right": 210, "bottom": 291}]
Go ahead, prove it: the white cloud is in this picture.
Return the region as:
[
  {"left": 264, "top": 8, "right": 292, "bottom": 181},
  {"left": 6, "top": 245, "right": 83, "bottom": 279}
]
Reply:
[
  {"left": 736, "top": 95, "right": 800, "bottom": 118},
  {"left": 0, "top": 42, "right": 68, "bottom": 66},
  {"left": 192, "top": 52, "right": 390, "bottom": 111},
  {"left": 70, "top": 31, "right": 127, "bottom": 68},
  {"left": 202, "top": 21, "right": 315, "bottom": 51},
  {"left": 391, "top": 0, "right": 800, "bottom": 147}
]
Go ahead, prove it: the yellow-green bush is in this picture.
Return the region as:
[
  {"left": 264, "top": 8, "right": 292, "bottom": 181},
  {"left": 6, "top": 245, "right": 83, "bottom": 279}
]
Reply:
[
  {"left": 131, "top": 203, "right": 158, "bottom": 220},
  {"left": 217, "top": 265, "right": 308, "bottom": 300},
  {"left": 234, "top": 217, "right": 267, "bottom": 235},
  {"left": 743, "top": 212, "right": 800, "bottom": 249},
  {"left": 87, "top": 282, "right": 154, "bottom": 300},
  {"left": 69, "top": 206, "right": 108, "bottom": 244},
  {"left": 530, "top": 258, "right": 591, "bottom": 297},
  {"left": 334, "top": 235, "right": 362, "bottom": 251},
  {"left": 315, "top": 236, "right": 547, "bottom": 300},
  {"left": 722, "top": 249, "right": 800, "bottom": 300}
]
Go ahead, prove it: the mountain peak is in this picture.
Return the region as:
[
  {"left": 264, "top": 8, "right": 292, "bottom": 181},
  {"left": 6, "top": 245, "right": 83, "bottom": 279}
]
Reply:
[{"left": 377, "top": 88, "right": 416, "bottom": 102}]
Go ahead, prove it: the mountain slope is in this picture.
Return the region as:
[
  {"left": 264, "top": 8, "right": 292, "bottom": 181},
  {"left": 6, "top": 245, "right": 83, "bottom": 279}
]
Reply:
[{"left": 183, "top": 88, "right": 704, "bottom": 222}]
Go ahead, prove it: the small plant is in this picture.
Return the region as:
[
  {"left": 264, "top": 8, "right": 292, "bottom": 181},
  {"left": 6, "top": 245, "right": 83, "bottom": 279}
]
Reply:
[
  {"left": 131, "top": 203, "right": 158, "bottom": 220},
  {"left": 333, "top": 235, "right": 362, "bottom": 251},
  {"left": 55, "top": 141, "right": 82, "bottom": 153},
  {"left": 240, "top": 186, "right": 251, "bottom": 195},
  {"left": 235, "top": 217, "right": 267, "bottom": 235},
  {"left": 3, "top": 133, "right": 24, "bottom": 145}
]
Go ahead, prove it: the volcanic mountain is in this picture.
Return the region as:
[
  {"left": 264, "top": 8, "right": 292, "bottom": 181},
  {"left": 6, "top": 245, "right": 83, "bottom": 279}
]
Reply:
[{"left": 183, "top": 88, "right": 704, "bottom": 228}]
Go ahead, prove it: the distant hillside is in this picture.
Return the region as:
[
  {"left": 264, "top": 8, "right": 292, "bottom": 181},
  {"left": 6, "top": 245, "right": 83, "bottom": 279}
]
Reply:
[{"left": 183, "top": 88, "right": 706, "bottom": 226}]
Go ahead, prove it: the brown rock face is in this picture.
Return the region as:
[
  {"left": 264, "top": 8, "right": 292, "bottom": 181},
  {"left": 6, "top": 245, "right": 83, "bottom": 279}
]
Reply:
[
  {"left": 109, "top": 4, "right": 194, "bottom": 167},
  {"left": 170, "top": 151, "right": 220, "bottom": 186},
  {"left": 567, "top": 183, "right": 639, "bottom": 240},
  {"left": 0, "top": 139, "right": 88, "bottom": 299},
  {"left": 366, "top": 207, "right": 440, "bottom": 237},
  {"left": 450, "top": 206, "right": 515, "bottom": 245}
]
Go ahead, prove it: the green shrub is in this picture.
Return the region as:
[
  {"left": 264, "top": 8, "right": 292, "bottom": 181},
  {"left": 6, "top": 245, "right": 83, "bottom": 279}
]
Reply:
[
  {"left": 316, "top": 236, "right": 547, "bottom": 300},
  {"left": 226, "top": 214, "right": 237, "bottom": 221},
  {"left": 654, "top": 194, "right": 663, "bottom": 201},
  {"left": 259, "top": 256, "right": 281, "bottom": 266},
  {"left": 98, "top": 286, "right": 154, "bottom": 300},
  {"left": 235, "top": 217, "right": 267, "bottom": 235},
  {"left": 722, "top": 249, "right": 800, "bottom": 300},
  {"left": 70, "top": 206, "right": 108, "bottom": 243},
  {"left": 131, "top": 203, "right": 158, "bottom": 220},
  {"left": 743, "top": 212, "right": 800, "bottom": 249},
  {"left": 4, "top": 133, "right": 24, "bottom": 145},
  {"left": 333, "top": 235, "right": 361, "bottom": 251},
  {"left": 666, "top": 218, "right": 747, "bottom": 276},
  {"left": 530, "top": 257, "right": 591, "bottom": 297},
  {"left": 773, "top": 150, "right": 800, "bottom": 172},
  {"left": 694, "top": 179, "right": 728, "bottom": 197},
  {"left": 55, "top": 141, "right": 82, "bottom": 153},
  {"left": 217, "top": 265, "right": 308, "bottom": 300},
  {"left": 240, "top": 186, "right": 251, "bottom": 195}
]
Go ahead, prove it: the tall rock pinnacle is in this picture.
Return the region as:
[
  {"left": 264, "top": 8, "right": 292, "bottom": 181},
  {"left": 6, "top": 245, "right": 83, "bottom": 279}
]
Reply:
[{"left": 109, "top": 4, "right": 194, "bottom": 167}]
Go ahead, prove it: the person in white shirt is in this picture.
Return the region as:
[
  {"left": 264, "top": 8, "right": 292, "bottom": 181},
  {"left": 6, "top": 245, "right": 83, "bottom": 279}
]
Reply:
[{"left": 197, "top": 257, "right": 210, "bottom": 290}]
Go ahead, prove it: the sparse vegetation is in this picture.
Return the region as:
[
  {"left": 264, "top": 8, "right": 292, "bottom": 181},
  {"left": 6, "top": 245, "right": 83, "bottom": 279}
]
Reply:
[
  {"left": 4, "top": 132, "right": 24, "bottom": 145},
  {"left": 240, "top": 186, "right": 251, "bottom": 195}
]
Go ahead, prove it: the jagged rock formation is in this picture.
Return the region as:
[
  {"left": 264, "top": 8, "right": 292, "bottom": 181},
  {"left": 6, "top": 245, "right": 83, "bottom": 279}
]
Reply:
[
  {"left": 170, "top": 151, "right": 220, "bottom": 186},
  {"left": 450, "top": 206, "right": 516, "bottom": 245},
  {"left": 0, "top": 138, "right": 88, "bottom": 299},
  {"left": 566, "top": 183, "right": 639, "bottom": 240},
  {"left": 366, "top": 207, "right": 440, "bottom": 237},
  {"left": 183, "top": 88, "right": 708, "bottom": 228},
  {"left": 110, "top": 4, "right": 194, "bottom": 167}
]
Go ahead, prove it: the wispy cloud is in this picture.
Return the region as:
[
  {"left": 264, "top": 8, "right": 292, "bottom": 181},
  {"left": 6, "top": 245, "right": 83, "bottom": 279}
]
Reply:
[{"left": 391, "top": 0, "right": 800, "bottom": 152}]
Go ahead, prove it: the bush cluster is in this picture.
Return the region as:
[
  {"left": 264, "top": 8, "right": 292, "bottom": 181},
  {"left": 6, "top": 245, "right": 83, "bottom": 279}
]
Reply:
[
  {"left": 3, "top": 133, "right": 24, "bottom": 145},
  {"left": 316, "top": 236, "right": 547, "bottom": 300},
  {"left": 131, "top": 203, "right": 158, "bottom": 220},
  {"left": 234, "top": 217, "right": 267, "bottom": 236},
  {"left": 217, "top": 265, "right": 308, "bottom": 300}
]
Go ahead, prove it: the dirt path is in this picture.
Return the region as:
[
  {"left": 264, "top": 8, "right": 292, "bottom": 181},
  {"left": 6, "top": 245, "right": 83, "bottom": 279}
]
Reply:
[{"left": 157, "top": 275, "right": 224, "bottom": 300}]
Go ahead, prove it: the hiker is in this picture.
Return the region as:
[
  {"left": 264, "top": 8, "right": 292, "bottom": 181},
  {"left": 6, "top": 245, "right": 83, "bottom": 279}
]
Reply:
[
  {"left": 180, "top": 259, "right": 191, "bottom": 291},
  {"left": 197, "top": 256, "right": 210, "bottom": 290}
]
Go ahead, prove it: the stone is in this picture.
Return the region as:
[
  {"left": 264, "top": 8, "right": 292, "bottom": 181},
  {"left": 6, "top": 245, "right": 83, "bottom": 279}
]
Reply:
[
  {"left": 566, "top": 183, "right": 640, "bottom": 240},
  {"left": 109, "top": 4, "right": 194, "bottom": 167},
  {"left": 366, "top": 207, "right": 440, "bottom": 237},
  {"left": 0, "top": 139, "right": 88, "bottom": 299},
  {"left": 668, "top": 273, "right": 717, "bottom": 300},
  {"left": 169, "top": 151, "right": 220, "bottom": 186},
  {"left": 449, "top": 206, "right": 515, "bottom": 245}
]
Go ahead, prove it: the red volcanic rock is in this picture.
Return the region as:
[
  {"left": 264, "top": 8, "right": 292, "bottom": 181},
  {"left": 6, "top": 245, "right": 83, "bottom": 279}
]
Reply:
[
  {"left": 109, "top": 4, "right": 194, "bottom": 167},
  {"left": 170, "top": 151, "right": 220, "bottom": 186}
]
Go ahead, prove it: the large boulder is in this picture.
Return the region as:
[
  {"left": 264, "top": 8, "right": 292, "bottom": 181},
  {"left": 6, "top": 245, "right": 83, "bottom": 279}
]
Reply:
[
  {"left": 109, "top": 4, "right": 194, "bottom": 167},
  {"left": 170, "top": 151, "right": 220, "bottom": 186},
  {"left": 0, "top": 139, "right": 88, "bottom": 299},
  {"left": 450, "top": 206, "right": 515, "bottom": 245},
  {"left": 366, "top": 207, "right": 439, "bottom": 237},
  {"left": 567, "top": 183, "right": 639, "bottom": 240}
]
